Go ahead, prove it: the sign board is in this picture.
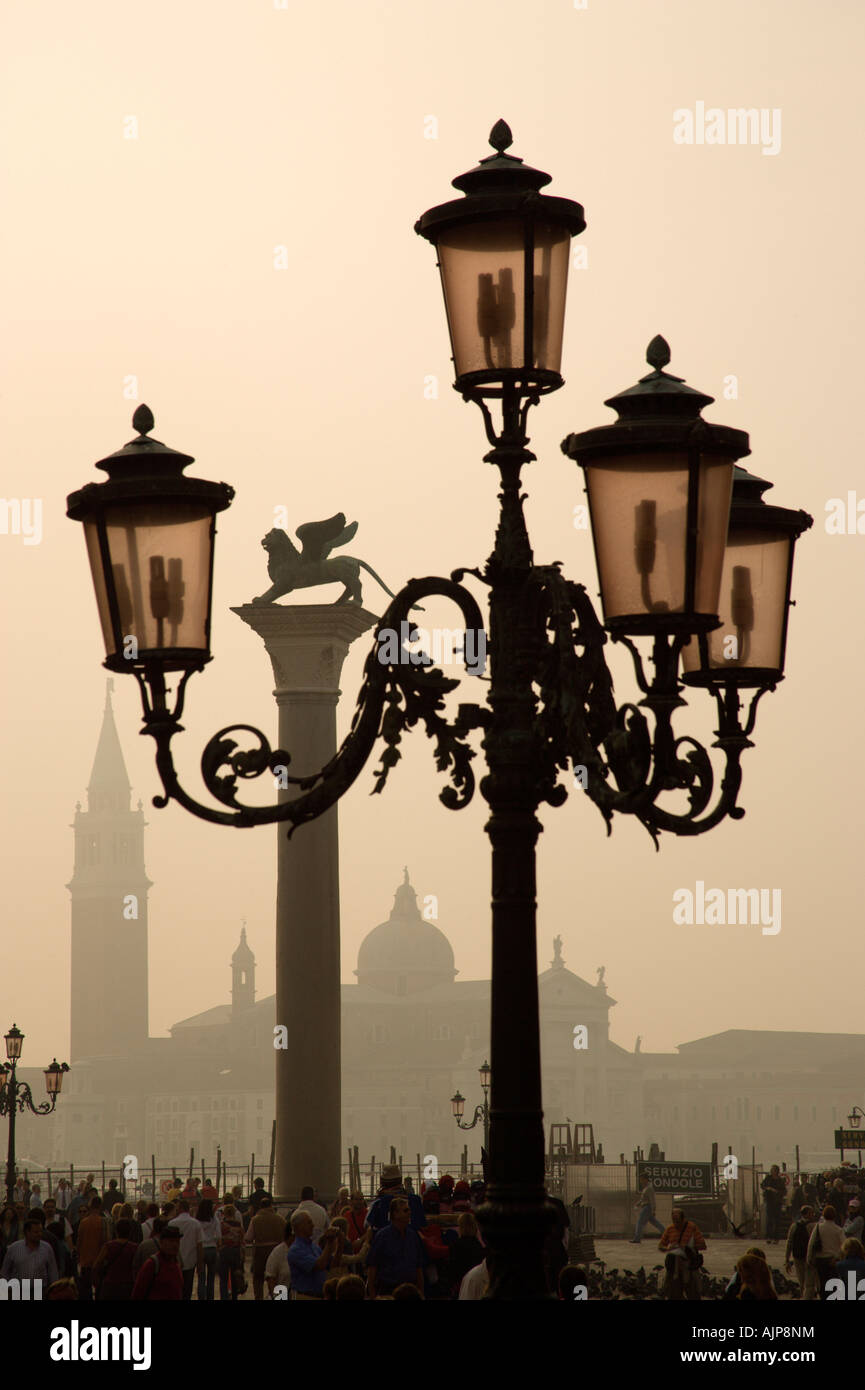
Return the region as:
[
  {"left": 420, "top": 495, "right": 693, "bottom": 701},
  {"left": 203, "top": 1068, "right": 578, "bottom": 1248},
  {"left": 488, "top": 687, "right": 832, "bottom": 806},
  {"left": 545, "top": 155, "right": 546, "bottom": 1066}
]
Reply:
[
  {"left": 637, "top": 1161, "right": 713, "bottom": 1195},
  {"left": 835, "top": 1129, "right": 865, "bottom": 1150}
]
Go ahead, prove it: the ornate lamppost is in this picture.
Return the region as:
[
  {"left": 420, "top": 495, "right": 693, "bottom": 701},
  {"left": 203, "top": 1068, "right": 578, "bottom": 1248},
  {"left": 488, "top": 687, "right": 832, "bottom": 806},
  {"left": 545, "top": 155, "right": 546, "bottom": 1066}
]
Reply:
[
  {"left": 67, "top": 122, "right": 811, "bottom": 1298},
  {"left": 452, "top": 1059, "right": 491, "bottom": 1154},
  {"left": 0, "top": 1025, "right": 69, "bottom": 1209},
  {"left": 847, "top": 1107, "right": 864, "bottom": 1129}
]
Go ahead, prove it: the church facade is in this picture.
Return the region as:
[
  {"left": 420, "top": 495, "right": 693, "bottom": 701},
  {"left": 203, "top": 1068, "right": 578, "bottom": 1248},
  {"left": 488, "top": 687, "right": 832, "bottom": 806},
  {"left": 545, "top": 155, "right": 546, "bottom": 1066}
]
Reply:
[{"left": 17, "top": 689, "right": 862, "bottom": 1182}]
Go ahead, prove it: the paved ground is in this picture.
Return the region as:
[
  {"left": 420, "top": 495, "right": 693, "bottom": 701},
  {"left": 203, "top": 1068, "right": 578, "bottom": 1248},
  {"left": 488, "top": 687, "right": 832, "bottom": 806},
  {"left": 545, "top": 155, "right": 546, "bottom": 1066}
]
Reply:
[{"left": 589, "top": 1235, "right": 788, "bottom": 1280}]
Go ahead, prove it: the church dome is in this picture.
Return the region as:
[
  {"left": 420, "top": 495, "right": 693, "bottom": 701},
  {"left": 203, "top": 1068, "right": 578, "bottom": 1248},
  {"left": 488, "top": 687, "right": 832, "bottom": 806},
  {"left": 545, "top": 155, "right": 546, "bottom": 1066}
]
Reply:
[{"left": 356, "top": 871, "right": 456, "bottom": 994}]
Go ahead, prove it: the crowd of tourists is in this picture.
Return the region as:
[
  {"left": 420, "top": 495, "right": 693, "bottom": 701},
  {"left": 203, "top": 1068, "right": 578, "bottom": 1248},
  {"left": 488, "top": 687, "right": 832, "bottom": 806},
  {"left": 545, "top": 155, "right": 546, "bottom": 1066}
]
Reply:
[
  {"left": 4, "top": 1160, "right": 864, "bottom": 1300},
  {"left": 0, "top": 1164, "right": 571, "bottom": 1300}
]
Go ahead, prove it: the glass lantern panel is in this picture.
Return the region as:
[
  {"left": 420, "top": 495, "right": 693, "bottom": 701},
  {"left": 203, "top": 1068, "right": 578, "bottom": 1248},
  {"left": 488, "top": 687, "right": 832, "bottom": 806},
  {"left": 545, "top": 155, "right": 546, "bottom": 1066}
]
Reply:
[
  {"left": 84, "top": 520, "right": 116, "bottom": 657},
  {"left": 584, "top": 453, "right": 733, "bottom": 626},
  {"left": 437, "top": 220, "right": 570, "bottom": 380},
  {"left": 100, "top": 503, "right": 213, "bottom": 662},
  {"left": 531, "top": 224, "right": 570, "bottom": 372},
  {"left": 682, "top": 529, "right": 791, "bottom": 674}
]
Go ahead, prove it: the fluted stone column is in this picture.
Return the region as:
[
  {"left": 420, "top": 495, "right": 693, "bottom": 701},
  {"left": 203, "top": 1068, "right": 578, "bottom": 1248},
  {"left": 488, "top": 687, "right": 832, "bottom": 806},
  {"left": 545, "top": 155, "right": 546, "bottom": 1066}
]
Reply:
[{"left": 231, "top": 602, "right": 378, "bottom": 1201}]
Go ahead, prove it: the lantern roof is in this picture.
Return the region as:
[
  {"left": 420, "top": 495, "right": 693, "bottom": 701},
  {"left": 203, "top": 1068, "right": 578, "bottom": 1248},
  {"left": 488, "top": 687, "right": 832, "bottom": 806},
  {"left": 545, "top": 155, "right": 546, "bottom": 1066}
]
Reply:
[{"left": 94, "top": 404, "right": 196, "bottom": 479}]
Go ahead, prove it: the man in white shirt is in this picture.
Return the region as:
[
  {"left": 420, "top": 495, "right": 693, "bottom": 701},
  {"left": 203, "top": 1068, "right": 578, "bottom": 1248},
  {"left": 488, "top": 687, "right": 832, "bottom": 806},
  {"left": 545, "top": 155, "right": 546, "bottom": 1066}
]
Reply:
[
  {"left": 294, "top": 1187, "right": 329, "bottom": 1242},
  {"left": 170, "top": 1200, "right": 203, "bottom": 1300},
  {"left": 0, "top": 1218, "right": 59, "bottom": 1288},
  {"left": 264, "top": 1221, "right": 293, "bottom": 1298},
  {"left": 458, "top": 1258, "right": 490, "bottom": 1299}
]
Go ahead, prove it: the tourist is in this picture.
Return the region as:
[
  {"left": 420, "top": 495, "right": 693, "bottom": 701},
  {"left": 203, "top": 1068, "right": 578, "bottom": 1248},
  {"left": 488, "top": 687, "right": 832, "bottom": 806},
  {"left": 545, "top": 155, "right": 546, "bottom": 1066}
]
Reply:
[
  {"left": 42, "top": 1199, "right": 73, "bottom": 1243},
  {"left": 843, "top": 1198, "right": 864, "bottom": 1244},
  {"left": 92, "top": 1218, "right": 138, "bottom": 1300},
  {"left": 200, "top": 1176, "right": 219, "bottom": 1205},
  {"left": 248, "top": 1177, "right": 272, "bottom": 1216},
  {"left": 785, "top": 1205, "right": 818, "bottom": 1299},
  {"left": 630, "top": 1173, "right": 665, "bottom": 1243},
  {"left": 133, "top": 1217, "right": 166, "bottom": 1276},
  {"left": 195, "top": 1198, "right": 221, "bottom": 1301},
  {"left": 458, "top": 1257, "right": 490, "bottom": 1299},
  {"left": 366, "top": 1197, "right": 425, "bottom": 1298},
  {"left": 335, "top": 1274, "right": 365, "bottom": 1300},
  {"left": 367, "top": 1166, "right": 426, "bottom": 1233},
  {"left": 834, "top": 1237, "right": 865, "bottom": 1286},
  {"left": 808, "top": 1206, "right": 846, "bottom": 1298},
  {"left": 447, "top": 1211, "right": 485, "bottom": 1293},
  {"left": 658, "top": 1207, "right": 706, "bottom": 1301},
  {"left": 0, "top": 1217, "right": 59, "bottom": 1287},
  {"left": 217, "top": 1203, "right": 245, "bottom": 1300},
  {"left": 0, "top": 1205, "right": 19, "bottom": 1262},
  {"left": 140, "top": 1204, "right": 160, "bottom": 1240},
  {"left": 102, "top": 1178, "right": 122, "bottom": 1211},
  {"left": 329, "top": 1187, "right": 350, "bottom": 1220},
  {"left": 760, "top": 1165, "right": 787, "bottom": 1244},
  {"left": 558, "top": 1264, "right": 589, "bottom": 1300},
  {"left": 828, "top": 1177, "right": 849, "bottom": 1222},
  {"left": 343, "top": 1191, "right": 368, "bottom": 1247},
  {"left": 75, "top": 1197, "right": 109, "bottom": 1300},
  {"left": 264, "top": 1219, "right": 293, "bottom": 1297},
  {"left": 736, "top": 1252, "right": 778, "bottom": 1300},
  {"left": 293, "top": 1186, "right": 329, "bottom": 1241},
  {"left": 247, "top": 1197, "right": 286, "bottom": 1301},
  {"left": 55, "top": 1178, "right": 71, "bottom": 1211},
  {"left": 171, "top": 1199, "right": 204, "bottom": 1300},
  {"left": 131, "top": 1226, "right": 184, "bottom": 1300},
  {"left": 286, "top": 1209, "right": 341, "bottom": 1299},
  {"left": 47, "top": 1220, "right": 75, "bottom": 1278},
  {"left": 29, "top": 1182, "right": 43, "bottom": 1209}
]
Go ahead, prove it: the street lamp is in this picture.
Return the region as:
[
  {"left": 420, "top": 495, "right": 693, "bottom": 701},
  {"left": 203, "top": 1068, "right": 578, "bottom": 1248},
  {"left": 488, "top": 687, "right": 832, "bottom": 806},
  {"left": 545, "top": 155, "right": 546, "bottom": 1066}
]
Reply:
[
  {"left": 0, "top": 1025, "right": 69, "bottom": 1209},
  {"left": 451, "top": 1060, "right": 492, "bottom": 1152},
  {"left": 68, "top": 123, "right": 810, "bottom": 1298},
  {"left": 848, "top": 1107, "right": 865, "bottom": 1130}
]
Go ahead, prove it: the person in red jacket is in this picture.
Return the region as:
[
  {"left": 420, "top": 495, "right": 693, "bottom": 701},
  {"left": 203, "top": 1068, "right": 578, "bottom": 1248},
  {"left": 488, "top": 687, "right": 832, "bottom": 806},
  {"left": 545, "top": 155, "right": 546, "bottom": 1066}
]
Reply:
[{"left": 131, "top": 1227, "right": 184, "bottom": 1300}]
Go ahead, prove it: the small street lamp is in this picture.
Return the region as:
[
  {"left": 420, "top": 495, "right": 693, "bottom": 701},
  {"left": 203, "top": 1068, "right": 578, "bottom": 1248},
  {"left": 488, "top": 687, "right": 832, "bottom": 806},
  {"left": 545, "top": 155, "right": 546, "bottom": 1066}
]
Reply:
[
  {"left": 848, "top": 1107, "right": 865, "bottom": 1130},
  {"left": 451, "top": 1060, "right": 492, "bottom": 1153},
  {"left": 68, "top": 122, "right": 811, "bottom": 1298},
  {"left": 0, "top": 1024, "right": 69, "bottom": 1209}
]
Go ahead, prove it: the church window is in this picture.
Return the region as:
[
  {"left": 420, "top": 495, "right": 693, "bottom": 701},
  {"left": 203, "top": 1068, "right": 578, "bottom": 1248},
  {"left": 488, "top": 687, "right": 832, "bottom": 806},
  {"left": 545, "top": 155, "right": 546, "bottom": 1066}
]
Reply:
[
  {"left": 257, "top": 1099, "right": 263, "bottom": 1109},
  {"left": 396, "top": 976, "right": 407, "bottom": 995},
  {"left": 774, "top": 1107, "right": 780, "bottom": 1121},
  {"left": 430, "top": 1024, "right": 451, "bottom": 1041},
  {"left": 811, "top": 1106, "right": 817, "bottom": 1122},
  {"left": 257, "top": 1117, "right": 263, "bottom": 1130}
]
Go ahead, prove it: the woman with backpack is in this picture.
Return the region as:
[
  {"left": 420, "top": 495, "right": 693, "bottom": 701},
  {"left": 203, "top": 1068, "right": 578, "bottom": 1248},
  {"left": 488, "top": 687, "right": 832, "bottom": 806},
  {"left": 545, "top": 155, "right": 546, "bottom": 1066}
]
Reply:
[
  {"left": 807, "top": 1205, "right": 846, "bottom": 1298},
  {"left": 785, "top": 1204, "right": 818, "bottom": 1299},
  {"left": 92, "top": 1218, "right": 138, "bottom": 1300}
]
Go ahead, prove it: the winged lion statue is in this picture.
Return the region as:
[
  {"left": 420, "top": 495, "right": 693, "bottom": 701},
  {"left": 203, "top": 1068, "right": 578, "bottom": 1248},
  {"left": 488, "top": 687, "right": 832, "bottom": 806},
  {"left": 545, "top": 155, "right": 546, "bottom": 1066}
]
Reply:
[{"left": 251, "top": 513, "right": 400, "bottom": 607}]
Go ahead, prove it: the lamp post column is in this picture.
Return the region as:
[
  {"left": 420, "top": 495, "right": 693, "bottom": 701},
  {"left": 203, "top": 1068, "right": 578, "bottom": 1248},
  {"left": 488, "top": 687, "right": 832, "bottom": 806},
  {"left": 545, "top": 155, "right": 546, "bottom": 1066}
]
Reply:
[
  {"left": 478, "top": 437, "right": 551, "bottom": 1299},
  {"left": 232, "top": 603, "right": 377, "bottom": 1202},
  {"left": 5, "top": 1061, "right": 16, "bottom": 1210}
]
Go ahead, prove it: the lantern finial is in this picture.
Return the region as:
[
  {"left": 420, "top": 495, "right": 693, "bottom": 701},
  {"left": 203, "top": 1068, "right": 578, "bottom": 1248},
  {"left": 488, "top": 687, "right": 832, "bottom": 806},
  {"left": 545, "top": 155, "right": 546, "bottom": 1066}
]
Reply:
[
  {"left": 489, "top": 119, "right": 513, "bottom": 154},
  {"left": 646, "top": 335, "right": 671, "bottom": 372},
  {"left": 132, "top": 403, "right": 155, "bottom": 436}
]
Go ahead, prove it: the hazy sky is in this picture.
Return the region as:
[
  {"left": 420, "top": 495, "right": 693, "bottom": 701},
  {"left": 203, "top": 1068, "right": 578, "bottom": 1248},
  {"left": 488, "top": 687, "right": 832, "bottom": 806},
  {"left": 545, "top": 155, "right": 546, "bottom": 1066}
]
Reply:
[{"left": 1, "top": 0, "right": 863, "bottom": 1070}]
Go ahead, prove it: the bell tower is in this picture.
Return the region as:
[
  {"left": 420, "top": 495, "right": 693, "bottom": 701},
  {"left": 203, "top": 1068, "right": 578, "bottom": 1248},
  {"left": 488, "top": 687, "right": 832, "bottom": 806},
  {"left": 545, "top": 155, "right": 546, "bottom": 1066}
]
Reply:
[
  {"left": 67, "top": 679, "right": 151, "bottom": 1059},
  {"left": 231, "top": 924, "right": 256, "bottom": 1015}
]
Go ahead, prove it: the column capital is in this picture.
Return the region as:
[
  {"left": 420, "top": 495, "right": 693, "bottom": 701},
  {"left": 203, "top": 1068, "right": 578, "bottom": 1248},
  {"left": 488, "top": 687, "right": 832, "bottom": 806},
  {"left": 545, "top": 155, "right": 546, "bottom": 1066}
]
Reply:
[{"left": 231, "top": 602, "right": 379, "bottom": 697}]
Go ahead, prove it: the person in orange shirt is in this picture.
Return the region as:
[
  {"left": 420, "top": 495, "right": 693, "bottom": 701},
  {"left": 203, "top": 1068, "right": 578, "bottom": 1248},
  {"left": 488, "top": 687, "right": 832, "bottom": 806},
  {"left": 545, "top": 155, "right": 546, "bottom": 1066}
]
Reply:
[
  {"left": 658, "top": 1208, "right": 707, "bottom": 1301},
  {"left": 75, "top": 1196, "right": 109, "bottom": 1300}
]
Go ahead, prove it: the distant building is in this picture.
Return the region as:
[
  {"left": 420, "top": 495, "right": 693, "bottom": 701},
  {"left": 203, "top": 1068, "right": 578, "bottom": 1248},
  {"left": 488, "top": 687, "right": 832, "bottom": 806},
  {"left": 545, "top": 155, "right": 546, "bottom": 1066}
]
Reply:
[{"left": 17, "top": 689, "right": 863, "bottom": 1181}]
